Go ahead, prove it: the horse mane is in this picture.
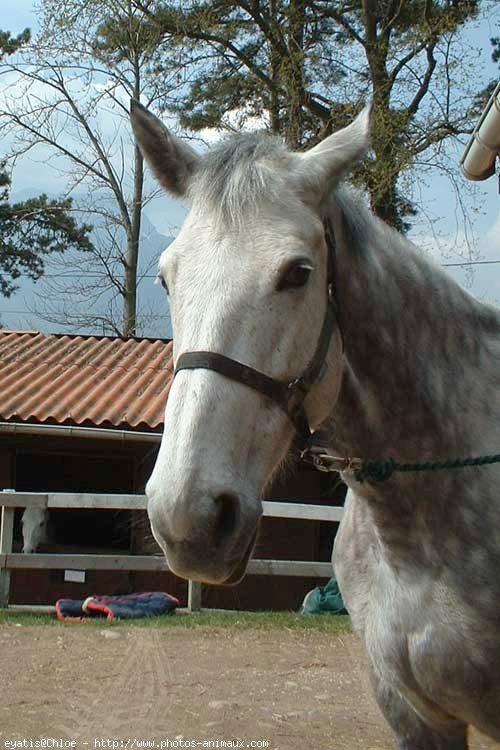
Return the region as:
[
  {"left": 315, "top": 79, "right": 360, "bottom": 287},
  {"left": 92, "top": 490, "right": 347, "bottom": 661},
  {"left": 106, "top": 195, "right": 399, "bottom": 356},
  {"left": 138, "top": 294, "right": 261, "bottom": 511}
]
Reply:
[
  {"left": 332, "top": 184, "right": 500, "bottom": 343},
  {"left": 332, "top": 186, "right": 381, "bottom": 256},
  {"left": 189, "top": 131, "right": 292, "bottom": 222}
]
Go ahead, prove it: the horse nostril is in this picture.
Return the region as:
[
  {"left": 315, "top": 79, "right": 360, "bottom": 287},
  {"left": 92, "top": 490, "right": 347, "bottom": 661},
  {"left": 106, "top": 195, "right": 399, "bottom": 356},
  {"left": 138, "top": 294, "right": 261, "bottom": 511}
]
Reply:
[{"left": 213, "top": 492, "right": 239, "bottom": 547}]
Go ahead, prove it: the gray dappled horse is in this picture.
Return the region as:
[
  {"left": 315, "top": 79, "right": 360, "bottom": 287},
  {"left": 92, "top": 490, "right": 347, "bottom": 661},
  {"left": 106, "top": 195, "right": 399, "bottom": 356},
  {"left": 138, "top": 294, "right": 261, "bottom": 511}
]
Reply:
[{"left": 130, "top": 100, "right": 500, "bottom": 748}]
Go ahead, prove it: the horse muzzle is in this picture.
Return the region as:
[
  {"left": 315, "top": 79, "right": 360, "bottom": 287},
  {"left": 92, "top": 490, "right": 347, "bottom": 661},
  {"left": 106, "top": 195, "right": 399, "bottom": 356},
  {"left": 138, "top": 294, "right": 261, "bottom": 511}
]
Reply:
[{"left": 147, "top": 485, "right": 262, "bottom": 585}]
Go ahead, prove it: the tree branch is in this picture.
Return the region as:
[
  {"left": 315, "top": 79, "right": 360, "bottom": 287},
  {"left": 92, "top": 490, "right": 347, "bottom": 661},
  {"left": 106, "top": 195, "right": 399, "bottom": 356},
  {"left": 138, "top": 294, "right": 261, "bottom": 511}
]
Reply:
[{"left": 406, "top": 42, "right": 437, "bottom": 117}]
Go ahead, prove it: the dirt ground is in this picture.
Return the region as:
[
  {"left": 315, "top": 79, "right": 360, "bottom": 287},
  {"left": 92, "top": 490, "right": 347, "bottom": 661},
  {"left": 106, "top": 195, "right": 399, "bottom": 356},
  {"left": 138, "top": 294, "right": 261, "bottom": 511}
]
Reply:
[{"left": 0, "top": 624, "right": 497, "bottom": 750}]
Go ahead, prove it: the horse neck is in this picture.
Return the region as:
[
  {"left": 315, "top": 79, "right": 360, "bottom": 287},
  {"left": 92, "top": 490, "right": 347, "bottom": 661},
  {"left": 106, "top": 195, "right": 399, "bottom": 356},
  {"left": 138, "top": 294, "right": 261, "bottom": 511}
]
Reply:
[{"left": 326, "top": 193, "right": 500, "bottom": 522}]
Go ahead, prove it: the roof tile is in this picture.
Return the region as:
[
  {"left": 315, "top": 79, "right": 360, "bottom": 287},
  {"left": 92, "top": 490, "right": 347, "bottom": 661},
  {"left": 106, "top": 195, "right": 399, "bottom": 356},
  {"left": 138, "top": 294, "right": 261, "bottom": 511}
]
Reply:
[{"left": 0, "top": 330, "right": 173, "bottom": 432}]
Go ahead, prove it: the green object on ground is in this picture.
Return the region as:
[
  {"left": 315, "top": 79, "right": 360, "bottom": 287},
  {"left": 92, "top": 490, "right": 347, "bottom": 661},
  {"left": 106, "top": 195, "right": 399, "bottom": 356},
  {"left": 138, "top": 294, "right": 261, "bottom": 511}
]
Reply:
[{"left": 300, "top": 576, "right": 348, "bottom": 615}]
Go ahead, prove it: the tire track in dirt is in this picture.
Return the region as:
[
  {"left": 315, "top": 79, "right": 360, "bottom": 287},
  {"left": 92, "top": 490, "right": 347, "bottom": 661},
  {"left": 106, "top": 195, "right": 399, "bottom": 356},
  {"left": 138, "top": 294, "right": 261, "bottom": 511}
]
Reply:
[{"left": 54, "top": 630, "right": 170, "bottom": 741}]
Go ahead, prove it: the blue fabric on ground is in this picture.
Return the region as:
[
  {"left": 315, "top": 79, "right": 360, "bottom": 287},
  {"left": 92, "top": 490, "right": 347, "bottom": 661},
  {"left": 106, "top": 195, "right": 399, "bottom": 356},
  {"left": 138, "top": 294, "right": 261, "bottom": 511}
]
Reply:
[{"left": 56, "top": 591, "right": 179, "bottom": 621}]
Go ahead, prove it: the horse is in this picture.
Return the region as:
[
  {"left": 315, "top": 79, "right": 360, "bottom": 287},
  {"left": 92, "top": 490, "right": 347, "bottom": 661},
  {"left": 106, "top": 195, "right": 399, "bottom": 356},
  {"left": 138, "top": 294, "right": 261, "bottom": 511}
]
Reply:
[
  {"left": 130, "top": 100, "right": 500, "bottom": 748},
  {"left": 21, "top": 507, "right": 51, "bottom": 553}
]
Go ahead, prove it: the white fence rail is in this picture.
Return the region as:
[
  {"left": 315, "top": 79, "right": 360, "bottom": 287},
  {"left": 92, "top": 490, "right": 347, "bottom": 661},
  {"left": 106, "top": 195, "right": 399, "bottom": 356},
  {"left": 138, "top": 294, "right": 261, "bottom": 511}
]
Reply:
[{"left": 0, "top": 491, "right": 344, "bottom": 611}]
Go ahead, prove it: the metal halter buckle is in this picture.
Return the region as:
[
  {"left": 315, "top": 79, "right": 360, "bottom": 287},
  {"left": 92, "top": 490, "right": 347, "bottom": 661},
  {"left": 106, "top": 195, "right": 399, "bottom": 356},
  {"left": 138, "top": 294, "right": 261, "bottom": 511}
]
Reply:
[{"left": 301, "top": 445, "right": 362, "bottom": 475}]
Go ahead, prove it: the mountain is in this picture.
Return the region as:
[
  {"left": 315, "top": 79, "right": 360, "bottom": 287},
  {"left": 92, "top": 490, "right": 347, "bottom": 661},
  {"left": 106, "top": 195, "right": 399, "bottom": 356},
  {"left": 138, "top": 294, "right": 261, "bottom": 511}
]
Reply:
[{"left": 0, "top": 206, "right": 173, "bottom": 339}]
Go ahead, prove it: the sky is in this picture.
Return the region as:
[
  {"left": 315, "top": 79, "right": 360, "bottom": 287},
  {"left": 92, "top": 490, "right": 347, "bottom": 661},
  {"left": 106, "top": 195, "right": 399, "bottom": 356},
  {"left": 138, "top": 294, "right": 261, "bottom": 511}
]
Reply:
[{"left": 1, "top": 0, "right": 500, "bottom": 334}]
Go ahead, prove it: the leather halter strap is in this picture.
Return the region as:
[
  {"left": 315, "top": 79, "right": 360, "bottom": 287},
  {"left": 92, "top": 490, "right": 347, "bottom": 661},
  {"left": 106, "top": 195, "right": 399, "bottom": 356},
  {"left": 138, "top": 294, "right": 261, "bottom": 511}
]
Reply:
[{"left": 174, "top": 219, "right": 342, "bottom": 450}]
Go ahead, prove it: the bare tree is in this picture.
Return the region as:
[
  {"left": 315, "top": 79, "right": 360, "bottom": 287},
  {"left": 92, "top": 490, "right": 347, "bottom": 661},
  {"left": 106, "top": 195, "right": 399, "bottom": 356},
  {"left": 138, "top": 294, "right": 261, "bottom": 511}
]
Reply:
[
  {"left": 0, "top": 0, "right": 180, "bottom": 335},
  {"left": 0, "top": 28, "right": 94, "bottom": 302}
]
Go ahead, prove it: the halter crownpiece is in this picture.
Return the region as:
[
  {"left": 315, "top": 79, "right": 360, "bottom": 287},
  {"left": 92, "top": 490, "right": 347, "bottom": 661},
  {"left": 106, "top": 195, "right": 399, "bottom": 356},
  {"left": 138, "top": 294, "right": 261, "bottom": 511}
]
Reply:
[{"left": 174, "top": 219, "right": 343, "bottom": 451}]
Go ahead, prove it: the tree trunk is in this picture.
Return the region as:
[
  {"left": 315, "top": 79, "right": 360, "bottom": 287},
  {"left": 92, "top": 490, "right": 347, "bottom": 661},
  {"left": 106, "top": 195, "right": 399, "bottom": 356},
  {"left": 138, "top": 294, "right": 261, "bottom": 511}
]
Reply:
[
  {"left": 369, "top": 166, "right": 402, "bottom": 230},
  {"left": 123, "top": 143, "right": 144, "bottom": 336},
  {"left": 123, "top": 48, "right": 145, "bottom": 338},
  {"left": 283, "top": 0, "right": 306, "bottom": 148},
  {"left": 361, "top": 0, "right": 402, "bottom": 230},
  {"left": 268, "top": 0, "right": 281, "bottom": 133}
]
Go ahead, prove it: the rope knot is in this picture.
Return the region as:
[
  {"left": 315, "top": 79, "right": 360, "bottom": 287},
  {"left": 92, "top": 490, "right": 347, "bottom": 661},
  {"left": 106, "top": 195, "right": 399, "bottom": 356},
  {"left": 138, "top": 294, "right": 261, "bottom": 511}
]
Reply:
[{"left": 354, "top": 458, "right": 396, "bottom": 483}]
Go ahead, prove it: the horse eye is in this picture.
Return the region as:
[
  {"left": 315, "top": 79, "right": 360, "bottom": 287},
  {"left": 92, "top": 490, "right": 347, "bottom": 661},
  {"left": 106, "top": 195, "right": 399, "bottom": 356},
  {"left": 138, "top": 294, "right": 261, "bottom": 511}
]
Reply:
[
  {"left": 278, "top": 262, "right": 313, "bottom": 291},
  {"left": 157, "top": 275, "right": 169, "bottom": 295}
]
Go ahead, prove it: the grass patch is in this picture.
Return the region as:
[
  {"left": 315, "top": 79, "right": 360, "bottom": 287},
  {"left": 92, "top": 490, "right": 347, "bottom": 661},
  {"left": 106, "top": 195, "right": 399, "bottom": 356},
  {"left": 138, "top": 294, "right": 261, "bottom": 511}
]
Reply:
[
  {"left": 0, "top": 608, "right": 351, "bottom": 633},
  {"left": 0, "top": 610, "right": 58, "bottom": 626},
  {"left": 134, "top": 610, "right": 352, "bottom": 632}
]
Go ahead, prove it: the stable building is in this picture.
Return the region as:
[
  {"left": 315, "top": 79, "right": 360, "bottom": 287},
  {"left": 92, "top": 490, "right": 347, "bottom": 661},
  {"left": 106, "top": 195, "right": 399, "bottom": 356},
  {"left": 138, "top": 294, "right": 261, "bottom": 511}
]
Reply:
[{"left": 0, "top": 329, "right": 343, "bottom": 611}]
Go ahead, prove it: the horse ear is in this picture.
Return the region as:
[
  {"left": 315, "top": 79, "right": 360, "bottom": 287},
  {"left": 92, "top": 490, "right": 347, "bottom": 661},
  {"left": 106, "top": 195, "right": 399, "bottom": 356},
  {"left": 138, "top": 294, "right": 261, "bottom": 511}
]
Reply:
[
  {"left": 295, "top": 104, "right": 372, "bottom": 192},
  {"left": 130, "top": 99, "right": 199, "bottom": 198}
]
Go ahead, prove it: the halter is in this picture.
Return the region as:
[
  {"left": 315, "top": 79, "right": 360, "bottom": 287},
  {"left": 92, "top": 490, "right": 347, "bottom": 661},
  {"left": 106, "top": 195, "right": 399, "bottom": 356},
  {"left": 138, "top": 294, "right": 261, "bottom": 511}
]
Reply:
[
  {"left": 175, "top": 217, "right": 500, "bottom": 484},
  {"left": 174, "top": 219, "right": 343, "bottom": 452}
]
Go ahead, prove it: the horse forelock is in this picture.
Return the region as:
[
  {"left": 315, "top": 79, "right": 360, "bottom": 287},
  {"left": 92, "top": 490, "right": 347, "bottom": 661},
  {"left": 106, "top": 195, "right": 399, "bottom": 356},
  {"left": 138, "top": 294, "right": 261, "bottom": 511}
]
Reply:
[
  {"left": 186, "top": 129, "right": 385, "bottom": 247},
  {"left": 188, "top": 131, "right": 291, "bottom": 224}
]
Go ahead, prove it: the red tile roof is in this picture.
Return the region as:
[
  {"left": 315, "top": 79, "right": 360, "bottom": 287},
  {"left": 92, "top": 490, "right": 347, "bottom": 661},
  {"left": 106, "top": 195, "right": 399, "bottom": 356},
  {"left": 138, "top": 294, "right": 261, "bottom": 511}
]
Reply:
[{"left": 0, "top": 330, "right": 174, "bottom": 432}]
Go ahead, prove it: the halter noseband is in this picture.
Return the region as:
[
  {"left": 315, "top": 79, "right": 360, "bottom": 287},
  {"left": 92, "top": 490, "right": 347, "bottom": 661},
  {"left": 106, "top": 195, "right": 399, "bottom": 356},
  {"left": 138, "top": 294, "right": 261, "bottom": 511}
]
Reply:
[{"left": 174, "top": 219, "right": 343, "bottom": 451}]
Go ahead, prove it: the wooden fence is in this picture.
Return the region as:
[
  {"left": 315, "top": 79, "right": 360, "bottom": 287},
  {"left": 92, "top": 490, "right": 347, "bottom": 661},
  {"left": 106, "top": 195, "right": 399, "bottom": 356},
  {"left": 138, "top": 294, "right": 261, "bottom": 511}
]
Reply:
[{"left": 0, "top": 491, "right": 344, "bottom": 611}]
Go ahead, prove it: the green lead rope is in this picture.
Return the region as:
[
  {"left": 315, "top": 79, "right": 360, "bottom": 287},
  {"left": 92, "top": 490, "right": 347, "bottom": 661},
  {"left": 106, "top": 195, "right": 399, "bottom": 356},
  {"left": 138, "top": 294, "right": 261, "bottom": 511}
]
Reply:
[{"left": 353, "top": 453, "right": 500, "bottom": 483}]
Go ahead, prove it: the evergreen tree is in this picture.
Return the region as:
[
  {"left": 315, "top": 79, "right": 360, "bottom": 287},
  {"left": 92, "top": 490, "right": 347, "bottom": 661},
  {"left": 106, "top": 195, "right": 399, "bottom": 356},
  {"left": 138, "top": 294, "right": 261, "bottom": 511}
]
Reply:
[
  {"left": 0, "top": 29, "right": 93, "bottom": 298},
  {"left": 131, "top": 0, "right": 487, "bottom": 231}
]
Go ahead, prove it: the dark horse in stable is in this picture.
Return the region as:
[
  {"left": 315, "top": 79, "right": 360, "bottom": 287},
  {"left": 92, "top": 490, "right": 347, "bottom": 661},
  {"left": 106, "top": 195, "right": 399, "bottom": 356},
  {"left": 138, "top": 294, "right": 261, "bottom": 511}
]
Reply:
[{"left": 131, "top": 100, "right": 500, "bottom": 748}]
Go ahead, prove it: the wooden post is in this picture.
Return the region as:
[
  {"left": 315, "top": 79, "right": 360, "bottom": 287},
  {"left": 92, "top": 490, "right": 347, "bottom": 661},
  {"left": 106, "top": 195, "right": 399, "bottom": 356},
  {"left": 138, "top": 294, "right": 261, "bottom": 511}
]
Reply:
[
  {"left": 188, "top": 580, "right": 202, "bottom": 612},
  {"left": 0, "top": 507, "right": 15, "bottom": 607}
]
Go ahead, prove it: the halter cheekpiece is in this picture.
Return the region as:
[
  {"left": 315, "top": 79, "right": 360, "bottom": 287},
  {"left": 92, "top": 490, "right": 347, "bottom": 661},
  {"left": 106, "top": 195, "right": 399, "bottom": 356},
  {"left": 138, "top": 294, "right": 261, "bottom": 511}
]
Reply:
[{"left": 174, "top": 219, "right": 343, "bottom": 452}]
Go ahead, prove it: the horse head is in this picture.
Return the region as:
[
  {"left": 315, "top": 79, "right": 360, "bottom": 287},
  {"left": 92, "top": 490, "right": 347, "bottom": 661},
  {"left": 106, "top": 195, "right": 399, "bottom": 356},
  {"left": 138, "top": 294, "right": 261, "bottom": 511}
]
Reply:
[
  {"left": 130, "top": 101, "right": 370, "bottom": 584},
  {"left": 21, "top": 507, "right": 50, "bottom": 554}
]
